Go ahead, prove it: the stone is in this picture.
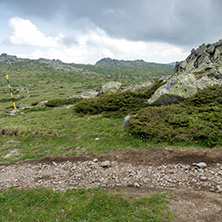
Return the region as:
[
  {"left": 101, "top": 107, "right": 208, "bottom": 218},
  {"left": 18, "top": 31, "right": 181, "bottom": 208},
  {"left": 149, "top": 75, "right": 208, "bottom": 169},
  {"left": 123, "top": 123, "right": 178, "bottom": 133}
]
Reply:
[
  {"left": 148, "top": 73, "right": 198, "bottom": 105},
  {"left": 101, "top": 160, "right": 111, "bottom": 168},
  {"left": 19, "top": 103, "right": 30, "bottom": 110},
  {"left": 207, "top": 44, "right": 215, "bottom": 54},
  {"left": 75, "top": 90, "right": 99, "bottom": 99},
  {"left": 37, "top": 100, "right": 48, "bottom": 107},
  {"left": 9, "top": 109, "right": 19, "bottom": 116},
  {"left": 122, "top": 115, "right": 131, "bottom": 127},
  {"left": 193, "top": 162, "right": 207, "bottom": 169},
  {"left": 199, "top": 176, "right": 207, "bottom": 181},
  {"left": 213, "top": 48, "right": 220, "bottom": 62},
  {"left": 100, "top": 81, "right": 122, "bottom": 94},
  {"left": 196, "top": 76, "right": 222, "bottom": 90},
  {"left": 66, "top": 105, "right": 74, "bottom": 109}
]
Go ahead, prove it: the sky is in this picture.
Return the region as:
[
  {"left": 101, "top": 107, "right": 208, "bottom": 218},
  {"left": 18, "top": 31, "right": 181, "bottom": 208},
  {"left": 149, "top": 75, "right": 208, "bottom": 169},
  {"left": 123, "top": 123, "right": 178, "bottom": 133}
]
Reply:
[{"left": 0, "top": 0, "right": 221, "bottom": 64}]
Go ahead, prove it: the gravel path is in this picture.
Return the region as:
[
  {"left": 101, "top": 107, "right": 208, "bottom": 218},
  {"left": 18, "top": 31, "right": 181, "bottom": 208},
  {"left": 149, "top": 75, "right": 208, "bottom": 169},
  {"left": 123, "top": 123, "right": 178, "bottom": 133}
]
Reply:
[{"left": 1, "top": 146, "right": 222, "bottom": 221}]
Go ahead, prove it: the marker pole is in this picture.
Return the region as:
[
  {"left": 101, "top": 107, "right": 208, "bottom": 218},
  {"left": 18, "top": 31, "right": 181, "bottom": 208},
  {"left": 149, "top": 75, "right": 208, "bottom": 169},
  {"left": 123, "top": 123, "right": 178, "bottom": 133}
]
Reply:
[{"left": 5, "top": 74, "right": 17, "bottom": 110}]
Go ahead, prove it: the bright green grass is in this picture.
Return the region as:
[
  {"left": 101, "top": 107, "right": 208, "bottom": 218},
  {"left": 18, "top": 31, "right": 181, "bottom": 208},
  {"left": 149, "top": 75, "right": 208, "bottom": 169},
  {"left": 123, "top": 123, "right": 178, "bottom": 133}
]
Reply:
[
  {"left": 0, "top": 106, "right": 211, "bottom": 162},
  {"left": 0, "top": 108, "right": 151, "bottom": 162},
  {"left": 0, "top": 187, "right": 175, "bottom": 222}
]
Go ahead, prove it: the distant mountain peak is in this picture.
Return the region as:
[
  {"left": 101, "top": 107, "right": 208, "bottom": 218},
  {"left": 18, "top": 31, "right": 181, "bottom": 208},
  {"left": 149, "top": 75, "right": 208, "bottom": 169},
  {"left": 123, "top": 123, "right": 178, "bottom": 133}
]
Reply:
[{"left": 95, "top": 57, "right": 146, "bottom": 66}]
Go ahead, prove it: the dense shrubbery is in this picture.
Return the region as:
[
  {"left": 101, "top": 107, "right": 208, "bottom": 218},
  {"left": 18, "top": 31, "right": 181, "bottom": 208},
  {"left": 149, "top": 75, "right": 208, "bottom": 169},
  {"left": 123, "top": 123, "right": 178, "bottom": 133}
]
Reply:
[
  {"left": 74, "top": 91, "right": 147, "bottom": 117},
  {"left": 74, "top": 80, "right": 164, "bottom": 117},
  {"left": 129, "top": 85, "right": 222, "bottom": 147}
]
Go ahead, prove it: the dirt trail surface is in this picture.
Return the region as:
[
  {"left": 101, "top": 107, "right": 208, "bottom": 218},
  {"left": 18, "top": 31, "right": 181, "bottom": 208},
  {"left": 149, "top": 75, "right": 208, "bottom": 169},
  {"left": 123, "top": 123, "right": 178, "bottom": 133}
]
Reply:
[{"left": 1, "top": 146, "right": 222, "bottom": 221}]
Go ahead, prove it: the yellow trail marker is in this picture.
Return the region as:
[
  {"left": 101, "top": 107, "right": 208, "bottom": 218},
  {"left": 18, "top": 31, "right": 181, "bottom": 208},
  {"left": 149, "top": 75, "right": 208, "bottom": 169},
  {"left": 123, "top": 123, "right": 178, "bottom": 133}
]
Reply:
[{"left": 5, "top": 74, "right": 17, "bottom": 110}]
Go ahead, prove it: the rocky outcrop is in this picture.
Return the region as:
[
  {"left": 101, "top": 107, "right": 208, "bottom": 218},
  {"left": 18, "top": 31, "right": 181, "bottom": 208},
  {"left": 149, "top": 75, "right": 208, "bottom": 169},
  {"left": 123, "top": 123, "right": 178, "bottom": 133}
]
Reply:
[
  {"left": 148, "top": 73, "right": 222, "bottom": 105},
  {"left": 175, "top": 39, "right": 222, "bottom": 74},
  {"left": 149, "top": 40, "right": 222, "bottom": 105}
]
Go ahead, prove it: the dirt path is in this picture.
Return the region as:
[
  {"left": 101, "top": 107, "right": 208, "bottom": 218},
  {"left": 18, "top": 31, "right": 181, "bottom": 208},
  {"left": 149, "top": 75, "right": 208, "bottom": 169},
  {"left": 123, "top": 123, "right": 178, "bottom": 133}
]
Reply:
[{"left": 1, "top": 146, "right": 222, "bottom": 222}]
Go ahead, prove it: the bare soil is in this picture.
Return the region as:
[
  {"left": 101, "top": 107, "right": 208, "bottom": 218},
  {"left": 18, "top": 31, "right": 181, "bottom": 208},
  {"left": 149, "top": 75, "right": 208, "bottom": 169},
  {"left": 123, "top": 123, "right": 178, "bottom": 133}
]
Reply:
[{"left": 1, "top": 146, "right": 222, "bottom": 222}]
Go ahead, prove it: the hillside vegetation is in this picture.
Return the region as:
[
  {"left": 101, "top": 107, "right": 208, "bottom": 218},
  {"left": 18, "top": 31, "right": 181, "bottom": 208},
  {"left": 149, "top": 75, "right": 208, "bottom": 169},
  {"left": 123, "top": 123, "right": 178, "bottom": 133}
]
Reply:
[{"left": 0, "top": 54, "right": 173, "bottom": 110}]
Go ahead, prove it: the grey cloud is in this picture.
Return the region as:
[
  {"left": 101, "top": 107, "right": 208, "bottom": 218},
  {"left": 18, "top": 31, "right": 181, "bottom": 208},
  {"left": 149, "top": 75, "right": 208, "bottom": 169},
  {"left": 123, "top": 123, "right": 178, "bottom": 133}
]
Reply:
[{"left": 1, "top": 0, "right": 222, "bottom": 47}]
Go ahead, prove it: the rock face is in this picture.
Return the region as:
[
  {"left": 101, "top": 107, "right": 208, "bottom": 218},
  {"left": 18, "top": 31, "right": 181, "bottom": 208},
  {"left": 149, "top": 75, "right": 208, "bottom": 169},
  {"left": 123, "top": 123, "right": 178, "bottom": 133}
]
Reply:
[
  {"left": 149, "top": 40, "right": 222, "bottom": 105},
  {"left": 175, "top": 39, "right": 222, "bottom": 74}
]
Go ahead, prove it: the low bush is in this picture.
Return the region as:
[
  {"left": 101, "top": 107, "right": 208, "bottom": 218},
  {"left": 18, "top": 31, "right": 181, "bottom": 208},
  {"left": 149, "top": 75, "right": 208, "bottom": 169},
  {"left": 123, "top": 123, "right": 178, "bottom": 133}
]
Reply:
[
  {"left": 128, "top": 85, "right": 222, "bottom": 147},
  {"left": 74, "top": 79, "right": 164, "bottom": 117},
  {"left": 46, "top": 97, "right": 80, "bottom": 107}
]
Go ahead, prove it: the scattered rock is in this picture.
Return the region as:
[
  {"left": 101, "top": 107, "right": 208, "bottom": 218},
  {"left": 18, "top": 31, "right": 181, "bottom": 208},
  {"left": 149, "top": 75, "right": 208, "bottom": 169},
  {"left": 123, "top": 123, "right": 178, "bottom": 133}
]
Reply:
[
  {"left": 19, "top": 103, "right": 30, "bottom": 110},
  {"left": 36, "top": 100, "right": 48, "bottom": 107},
  {"left": 122, "top": 115, "right": 131, "bottom": 127},
  {"left": 9, "top": 109, "right": 19, "bottom": 116},
  {"left": 100, "top": 81, "right": 122, "bottom": 94},
  {"left": 193, "top": 162, "right": 208, "bottom": 169},
  {"left": 101, "top": 160, "right": 111, "bottom": 168}
]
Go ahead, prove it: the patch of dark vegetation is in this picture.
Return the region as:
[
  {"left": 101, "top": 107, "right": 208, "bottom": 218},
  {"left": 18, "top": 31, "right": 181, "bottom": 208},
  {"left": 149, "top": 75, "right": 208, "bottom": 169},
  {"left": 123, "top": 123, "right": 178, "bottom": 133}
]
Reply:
[
  {"left": 46, "top": 97, "right": 81, "bottom": 107},
  {"left": 0, "top": 96, "right": 25, "bottom": 103},
  {"left": 74, "top": 80, "right": 164, "bottom": 117},
  {"left": 128, "top": 85, "right": 222, "bottom": 147},
  {"left": 1, "top": 128, "right": 19, "bottom": 136},
  {"left": 31, "top": 98, "right": 81, "bottom": 107},
  {"left": 24, "top": 107, "right": 51, "bottom": 113}
]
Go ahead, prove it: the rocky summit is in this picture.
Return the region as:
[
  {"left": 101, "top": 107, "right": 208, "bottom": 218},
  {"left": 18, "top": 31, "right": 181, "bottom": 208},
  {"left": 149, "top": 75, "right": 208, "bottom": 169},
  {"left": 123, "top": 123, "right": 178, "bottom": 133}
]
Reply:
[{"left": 148, "top": 39, "right": 222, "bottom": 105}]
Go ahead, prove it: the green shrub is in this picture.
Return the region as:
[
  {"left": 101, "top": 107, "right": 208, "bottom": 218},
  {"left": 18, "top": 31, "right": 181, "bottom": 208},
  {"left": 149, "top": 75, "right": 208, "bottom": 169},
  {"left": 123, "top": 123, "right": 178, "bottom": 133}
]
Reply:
[
  {"left": 184, "top": 85, "right": 222, "bottom": 106},
  {"left": 128, "top": 85, "right": 222, "bottom": 147},
  {"left": 74, "top": 91, "right": 148, "bottom": 117},
  {"left": 73, "top": 80, "right": 164, "bottom": 117},
  {"left": 129, "top": 103, "right": 222, "bottom": 147},
  {"left": 46, "top": 97, "right": 80, "bottom": 107}
]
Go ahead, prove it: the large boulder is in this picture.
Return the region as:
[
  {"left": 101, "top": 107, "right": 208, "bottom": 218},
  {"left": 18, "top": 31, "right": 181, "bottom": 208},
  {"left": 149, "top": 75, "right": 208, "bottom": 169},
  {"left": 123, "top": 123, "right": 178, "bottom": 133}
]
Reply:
[
  {"left": 148, "top": 73, "right": 222, "bottom": 105},
  {"left": 148, "top": 73, "right": 198, "bottom": 105},
  {"left": 100, "top": 81, "right": 122, "bottom": 94}
]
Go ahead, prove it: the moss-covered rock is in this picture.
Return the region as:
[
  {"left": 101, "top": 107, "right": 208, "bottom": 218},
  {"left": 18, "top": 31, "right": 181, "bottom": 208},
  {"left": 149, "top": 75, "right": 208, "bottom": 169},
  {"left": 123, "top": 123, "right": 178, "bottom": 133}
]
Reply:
[
  {"left": 100, "top": 81, "right": 122, "bottom": 94},
  {"left": 148, "top": 73, "right": 198, "bottom": 105}
]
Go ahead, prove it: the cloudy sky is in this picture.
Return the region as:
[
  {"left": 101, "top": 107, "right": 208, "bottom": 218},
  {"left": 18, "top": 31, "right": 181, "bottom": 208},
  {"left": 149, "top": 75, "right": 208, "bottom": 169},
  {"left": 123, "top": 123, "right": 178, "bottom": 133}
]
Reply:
[{"left": 0, "top": 0, "right": 221, "bottom": 64}]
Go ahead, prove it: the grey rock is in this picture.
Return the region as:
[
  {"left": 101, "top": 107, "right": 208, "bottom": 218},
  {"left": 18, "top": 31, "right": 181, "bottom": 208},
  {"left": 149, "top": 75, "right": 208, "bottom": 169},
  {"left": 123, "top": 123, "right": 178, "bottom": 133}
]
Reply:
[
  {"left": 19, "top": 103, "right": 30, "bottom": 110},
  {"left": 193, "top": 162, "right": 207, "bottom": 169},
  {"left": 37, "top": 100, "right": 48, "bottom": 107},
  {"left": 100, "top": 81, "right": 122, "bottom": 94},
  {"left": 101, "top": 161, "right": 111, "bottom": 168},
  {"left": 66, "top": 105, "right": 74, "bottom": 109},
  {"left": 199, "top": 176, "right": 207, "bottom": 181},
  {"left": 9, "top": 109, "right": 19, "bottom": 116},
  {"left": 148, "top": 73, "right": 198, "bottom": 105},
  {"left": 122, "top": 115, "right": 131, "bottom": 128},
  {"left": 207, "top": 44, "right": 215, "bottom": 54}
]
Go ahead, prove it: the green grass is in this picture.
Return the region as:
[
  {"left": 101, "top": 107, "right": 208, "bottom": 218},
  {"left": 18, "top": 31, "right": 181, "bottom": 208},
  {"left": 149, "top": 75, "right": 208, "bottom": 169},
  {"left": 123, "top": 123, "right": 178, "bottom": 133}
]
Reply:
[
  {"left": 0, "top": 187, "right": 175, "bottom": 222},
  {"left": 0, "top": 108, "right": 151, "bottom": 162},
  {"left": 0, "top": 58, "right": 173, "bottom": 111}
]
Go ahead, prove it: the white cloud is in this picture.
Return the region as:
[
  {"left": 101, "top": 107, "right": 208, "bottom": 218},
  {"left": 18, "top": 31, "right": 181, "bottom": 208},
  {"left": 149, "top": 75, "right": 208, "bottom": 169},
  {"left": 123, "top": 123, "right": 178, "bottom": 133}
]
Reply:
[
  {"left": 8, "top": 17, "right": 63, "bottom": 47},
  {"left": 7, "top": 17, "right": 189, "bottom": 64}
]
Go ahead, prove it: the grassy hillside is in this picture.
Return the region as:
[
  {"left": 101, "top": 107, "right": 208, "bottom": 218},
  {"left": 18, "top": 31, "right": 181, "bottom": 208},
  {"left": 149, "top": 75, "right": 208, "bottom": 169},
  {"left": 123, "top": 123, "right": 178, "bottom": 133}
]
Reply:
[{"left": 0, "top": 55, "right": 173, "bottom": 110}]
